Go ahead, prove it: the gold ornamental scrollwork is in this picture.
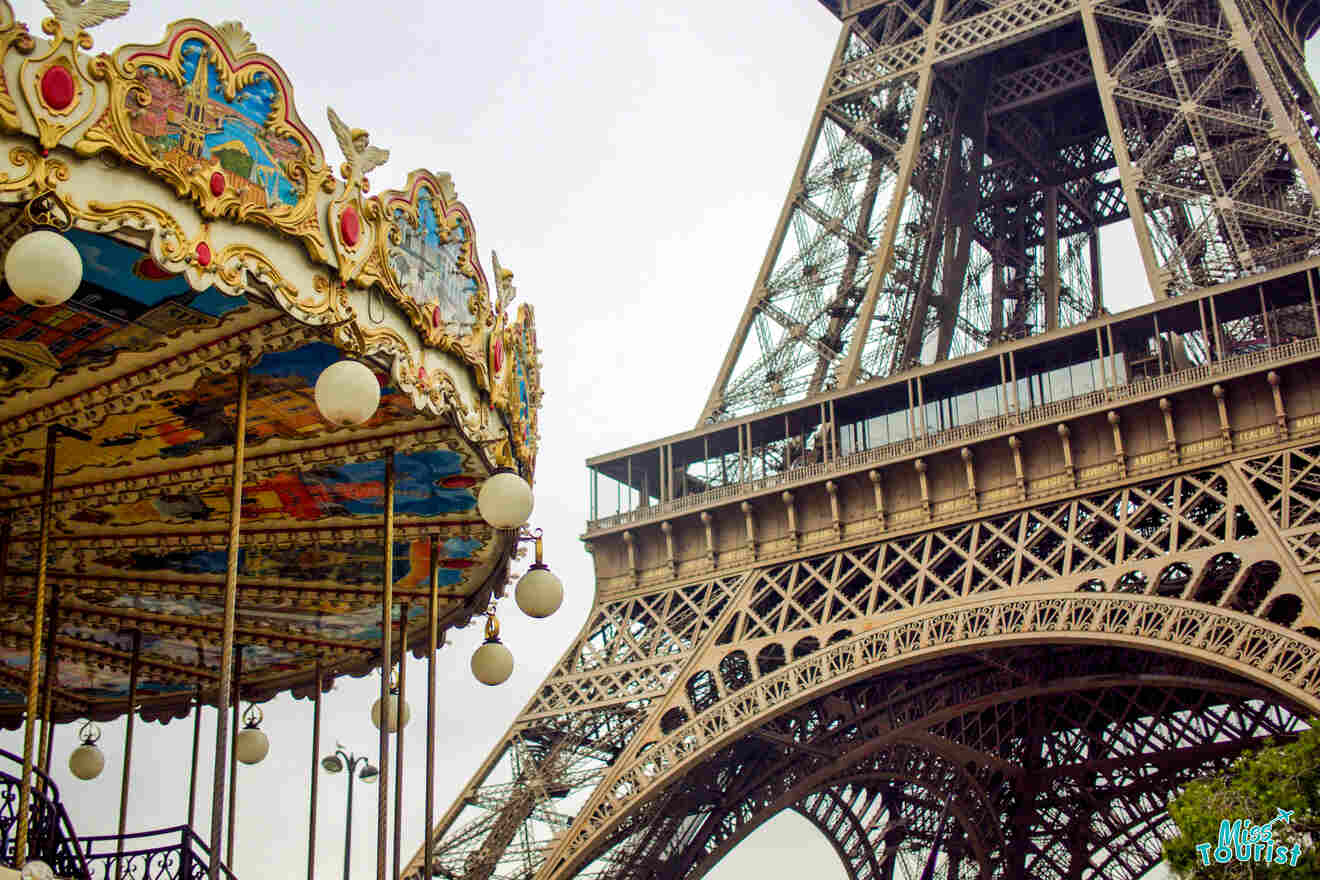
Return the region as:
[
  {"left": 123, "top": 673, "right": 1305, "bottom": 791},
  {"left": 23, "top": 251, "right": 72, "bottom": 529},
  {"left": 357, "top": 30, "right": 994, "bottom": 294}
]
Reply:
[{"left": 72, "top": 19, "right": 331, "bottom": 258}]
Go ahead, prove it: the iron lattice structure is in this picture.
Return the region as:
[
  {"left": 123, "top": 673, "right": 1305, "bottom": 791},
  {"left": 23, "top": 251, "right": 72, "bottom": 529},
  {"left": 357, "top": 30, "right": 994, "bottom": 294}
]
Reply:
[
  {"left": 700, "top": 0, "right": 1320, "bottom": 422},
  {"left": 404, "top": 0, "right": 1320, "bottom": 877}
]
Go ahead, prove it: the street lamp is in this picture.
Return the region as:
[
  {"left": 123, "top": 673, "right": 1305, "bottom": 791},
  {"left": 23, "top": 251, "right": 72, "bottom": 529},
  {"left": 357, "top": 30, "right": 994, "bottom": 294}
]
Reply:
[{"left": 321, "top": 744, "right": 378, "bottom": 880}]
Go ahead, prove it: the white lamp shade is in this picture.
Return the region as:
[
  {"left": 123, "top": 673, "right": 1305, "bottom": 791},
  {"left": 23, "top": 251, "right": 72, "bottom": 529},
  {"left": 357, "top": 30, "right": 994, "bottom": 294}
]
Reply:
[
  {"left": 477, "top": 470, "right": 533, "bottom": 529},
  {"left": 68, "top": 743, "right": 104, "bottom": 780},
  {"left": 371, "top": 693, "right": 411, "bottom": 732},
  {"left": 516, "top": 566, "right": 563, "bottom": 618},
  {"left": 314, "top": 359, "right": 381, "bottom": 427},
  {"left": 20, "top": 861, "right": 53, "bottom": 880},
  {"left": 235, "top": 728, "right": 269, "bottom": 765},
  {"left": 471, "top": 640, "right": 514, "bottom": 686},
  {"left": 5, "top": 230, "right": 82, "bottom": 307}
]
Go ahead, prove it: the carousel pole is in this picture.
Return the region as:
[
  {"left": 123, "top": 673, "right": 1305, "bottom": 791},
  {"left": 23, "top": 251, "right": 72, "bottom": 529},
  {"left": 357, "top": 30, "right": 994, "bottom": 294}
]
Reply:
[
  {"left": 226, "top": 647, "right": 243, "bottom": 868},
  {"left": 37, "top": 583, "right": 61, "bottom": 789},
  {"left": 187, "top": 681, "right": 202, "bottom": 830},
  {"left": 16, "top": 423, "right": 87, "bottom": 868},
  {"left": 209, "top": 364, "right": 249, "bottom": 880},
  {"left": 307, "top": 659, "right": 322, "bottom": 880},
  {"left": 423, "top": 536, "right": 439, "bottom": 880},
  {"left": 115, "top": 629, "right": 143, "bottom": 880},
  {"left": 377, "top": 450, "right": 396, "bottom": 880},
  {"left": 391, "top": 604, "right": 409, "bottom": 880}
]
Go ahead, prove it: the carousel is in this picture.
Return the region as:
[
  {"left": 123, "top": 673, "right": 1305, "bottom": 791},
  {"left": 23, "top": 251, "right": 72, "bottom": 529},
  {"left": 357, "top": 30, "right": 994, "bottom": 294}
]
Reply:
[{"left": 0, "top": 2, "right": 560, "bottom": 880}]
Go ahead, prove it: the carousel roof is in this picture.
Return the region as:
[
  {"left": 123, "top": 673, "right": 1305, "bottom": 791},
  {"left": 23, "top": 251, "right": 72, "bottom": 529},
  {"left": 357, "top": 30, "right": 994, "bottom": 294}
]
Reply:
[{"left": 0, "top": 2, "right": 542, "bottom": 725}]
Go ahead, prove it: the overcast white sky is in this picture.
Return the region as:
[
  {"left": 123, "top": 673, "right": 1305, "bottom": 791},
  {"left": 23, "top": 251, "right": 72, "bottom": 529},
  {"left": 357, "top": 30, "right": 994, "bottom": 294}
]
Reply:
[{"left": 7, "top": 1, "right": 1320, "bottom": 878}]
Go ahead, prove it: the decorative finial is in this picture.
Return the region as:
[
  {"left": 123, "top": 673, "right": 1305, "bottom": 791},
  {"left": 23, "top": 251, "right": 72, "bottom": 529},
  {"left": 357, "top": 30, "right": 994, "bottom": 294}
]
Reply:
[
  {"left": 216, "top": 21, "right": 257, "bottom": 58},
  {"left": 42, "top": 0, "right": 129, "bottom": 46},
  {"left": 327, "top": 107, "right": 389, "bottom": 195}
]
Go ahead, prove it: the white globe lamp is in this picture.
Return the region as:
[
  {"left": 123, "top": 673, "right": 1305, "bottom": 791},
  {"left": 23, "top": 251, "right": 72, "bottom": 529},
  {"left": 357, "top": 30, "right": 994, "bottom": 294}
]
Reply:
[
  {"left": 371, "top": 688, "right": 411, "bottom": 732},
  {"left": 69, "top": 721, "right": 104, "bottom": 780},
  {"left": 235, "top": 705, "right": 269, "bottom": 765},
  {"left": 20, "top": 861, "right": 53, "bottom": 880},
  {"left": 471, "top": 615, "right": 514, "bottom": 686},
  {"left": 477, "top": 468, "right": 533, "bottom": 529},
  {"left": 516, "top": 564, "right": 563, "bottom": 619},
  {"left": 5, "top": 230, "right": 82, "bottom": 308},
  {"left": 314, "top": 357, "right": 381, "bottom": 427}
]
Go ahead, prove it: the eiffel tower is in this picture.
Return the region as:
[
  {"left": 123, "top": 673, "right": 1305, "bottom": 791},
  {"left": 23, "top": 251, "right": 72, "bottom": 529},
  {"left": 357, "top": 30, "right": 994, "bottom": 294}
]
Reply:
[{"left": 406, "top": 0, "right": 1320, "bottom": 875}]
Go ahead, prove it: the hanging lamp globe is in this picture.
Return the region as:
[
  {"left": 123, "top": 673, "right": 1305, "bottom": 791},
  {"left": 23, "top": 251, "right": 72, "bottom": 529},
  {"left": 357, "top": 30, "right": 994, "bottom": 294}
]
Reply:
[
  {"left": 235, "top": 706, "right": 269, "bottom": 765},
  {"left": 314, "top": 357, "right": 380, "bottom": 427},
  {"left": 20, "top": 861, "right": 53, "bottom": 880},
  {"left": 68, "top": 742, "right": 104, "bottom": 780},
  {"left": 477, "top": 468, "right": 533, "bottom": 529},
  {"left": 371, "top": 690, "right": 411, "bottom": 732},
  {"left": 235, "top": 727, "right": 269, "bottom": 765},
  {"left": 515, "top": 564, "right": 563, "bottom": 619},
  {"left": 5, "top": 230, "right": 82, "bottom": 307},
  {"left": 69, "top": 721, "right": 104, "bottom": 780},
  {"left": 471, "top": 615, "right": 513, "bottom": 686}
]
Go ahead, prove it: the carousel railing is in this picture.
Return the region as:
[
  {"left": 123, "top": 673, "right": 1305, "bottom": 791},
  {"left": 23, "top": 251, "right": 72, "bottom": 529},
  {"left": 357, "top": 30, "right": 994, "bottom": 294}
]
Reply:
[
  {"left": 79, "top": 827, "right": 235, "bottom": 880},
  {"left": 0, "top": 747, "right": 89, "bottom": 880}
]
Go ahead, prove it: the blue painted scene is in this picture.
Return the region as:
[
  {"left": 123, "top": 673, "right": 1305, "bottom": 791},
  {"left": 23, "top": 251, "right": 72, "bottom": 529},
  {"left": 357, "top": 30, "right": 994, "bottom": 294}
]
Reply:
[{"left": 130, "top": 38, "right": 308, "bottom": 208}]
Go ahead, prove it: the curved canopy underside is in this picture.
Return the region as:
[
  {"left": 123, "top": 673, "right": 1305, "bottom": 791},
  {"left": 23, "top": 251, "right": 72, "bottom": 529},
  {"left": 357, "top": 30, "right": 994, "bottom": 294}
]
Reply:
[{"left": 0, "top": 220, "right": 510, "bottom": 726}]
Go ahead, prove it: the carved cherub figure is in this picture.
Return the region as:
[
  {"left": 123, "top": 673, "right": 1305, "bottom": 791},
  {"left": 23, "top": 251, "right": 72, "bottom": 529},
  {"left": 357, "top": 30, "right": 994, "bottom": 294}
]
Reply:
[{"left": 327, "top": 107, "right": 389, "bottom": 194}]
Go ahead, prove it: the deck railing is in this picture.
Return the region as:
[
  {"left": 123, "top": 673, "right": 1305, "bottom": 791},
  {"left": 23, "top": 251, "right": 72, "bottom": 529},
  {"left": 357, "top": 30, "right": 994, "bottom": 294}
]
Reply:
[
  {"left": 0, "top": 747, "right": 90, "bottom": 880},
  {"left": 79, "top": 826, "right": 235, "bottom": 880},
  {"left": 586, "top": 335, "right": 1320, "bottom": 532}
]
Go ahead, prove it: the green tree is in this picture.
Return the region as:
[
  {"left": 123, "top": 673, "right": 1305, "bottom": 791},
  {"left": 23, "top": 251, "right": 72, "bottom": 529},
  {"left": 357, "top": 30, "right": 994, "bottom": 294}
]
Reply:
[{"left": 1164, "top": 722, "right": 1320, "bottom": 878}]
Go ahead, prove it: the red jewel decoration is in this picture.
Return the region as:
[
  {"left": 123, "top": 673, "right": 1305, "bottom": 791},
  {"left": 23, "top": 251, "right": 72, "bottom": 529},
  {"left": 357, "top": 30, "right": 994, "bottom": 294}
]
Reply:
[
  {"left": 209, "top": 172, "right": 225, "bottom": 197},
  {"left": 195, "top": 242, "right": 212, "bottom": 267},
  {"left": 39, "top": 65, "right": 75, "bottom": 111},
  {"left": 491, "top": 337, "right": 503, "bottom": 375},
  {"left": 339, "top": 206, "right": 360, "bottom": 247},
  {"left": 432, "top": 304, "right": 442, "bottom": 327}
]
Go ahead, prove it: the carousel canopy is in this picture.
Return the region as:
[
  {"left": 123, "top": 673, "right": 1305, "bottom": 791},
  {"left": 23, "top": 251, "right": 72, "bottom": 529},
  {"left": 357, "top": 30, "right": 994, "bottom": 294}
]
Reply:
[{"left": 0, "top": 1, "right": 543, "bottom": 726}]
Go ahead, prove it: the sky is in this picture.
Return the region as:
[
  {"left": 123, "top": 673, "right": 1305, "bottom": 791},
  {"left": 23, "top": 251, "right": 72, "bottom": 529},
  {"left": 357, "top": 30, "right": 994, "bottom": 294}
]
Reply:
[{"left": 5, "top": 1, "right": 1320, "bottom": 878}]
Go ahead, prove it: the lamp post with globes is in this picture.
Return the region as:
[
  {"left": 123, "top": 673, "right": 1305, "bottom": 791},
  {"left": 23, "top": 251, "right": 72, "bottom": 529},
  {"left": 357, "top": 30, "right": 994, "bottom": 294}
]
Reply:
[{"left": 321, "top": 745, "right": 378, "bottom": 880}]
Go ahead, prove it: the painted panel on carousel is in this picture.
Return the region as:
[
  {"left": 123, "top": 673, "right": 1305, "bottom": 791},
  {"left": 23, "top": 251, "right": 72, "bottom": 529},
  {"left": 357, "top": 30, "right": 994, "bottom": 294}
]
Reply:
[
  {"left": 80, "top": 20, "right": 328, "bottom": 244},
  {"left": 63, "top": 448, "right": 478, "bottom": 528},
  {"left": 379, "top": 170, "right": 490, "bottom": 385},
  {"left": 85, "top": 533, "right": 483, "bottom": 589},
  {"left": 0, "top": 342, "right": 413, "bottom": 488},
  {"left": 0, "top": 226, "right": 256, "bottom": 392}
]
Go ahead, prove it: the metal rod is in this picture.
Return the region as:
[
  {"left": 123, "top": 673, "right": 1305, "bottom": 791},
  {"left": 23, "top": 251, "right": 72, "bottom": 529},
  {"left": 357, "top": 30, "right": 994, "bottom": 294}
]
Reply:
[
  {"left": 115, "top": 629, "right": 143, "bottom": 880},
  {"left": 424, "top": 536, "right": 438, "bottom": 880},
  {"left": 1208, "top": 293, "right": 1224, "bottom": 361},
  {"left": 209, "top": 365, "right": 249, "bottom": 880},
  {"left": 308, "top": 659, "right": 322, "bottom": 880},
  {"left": 37, "top": 583, "right": 60, "bottom": 788},
  {"left": 377, "top": 450, "right": 396, "bottom": 880},
  {"left": 187, "top": 681, "right": 202, "bottom": 830},
  {"left": 16, "top": 425, "right": 68, "bottom": 866},
  {"left": 1153, "top": 313, "right": 1165, "bottom": 376},
  {"left": 1309, "top": 270, "right": 1320, "bottom": 338},
  {"left": 344, "top": 756, "right": 356, "bottom": 880},
  {"left": 391, "top": 603, "right": 409, "bottom": 880},
  {"left": 227, "top": 647, "right": 242, "bottom": 867}
]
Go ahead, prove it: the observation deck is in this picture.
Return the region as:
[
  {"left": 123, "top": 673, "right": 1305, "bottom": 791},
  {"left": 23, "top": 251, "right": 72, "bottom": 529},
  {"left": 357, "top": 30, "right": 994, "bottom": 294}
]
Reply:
[{"left": 586, "top": 259, "right": 1320, "bottom": 593}]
